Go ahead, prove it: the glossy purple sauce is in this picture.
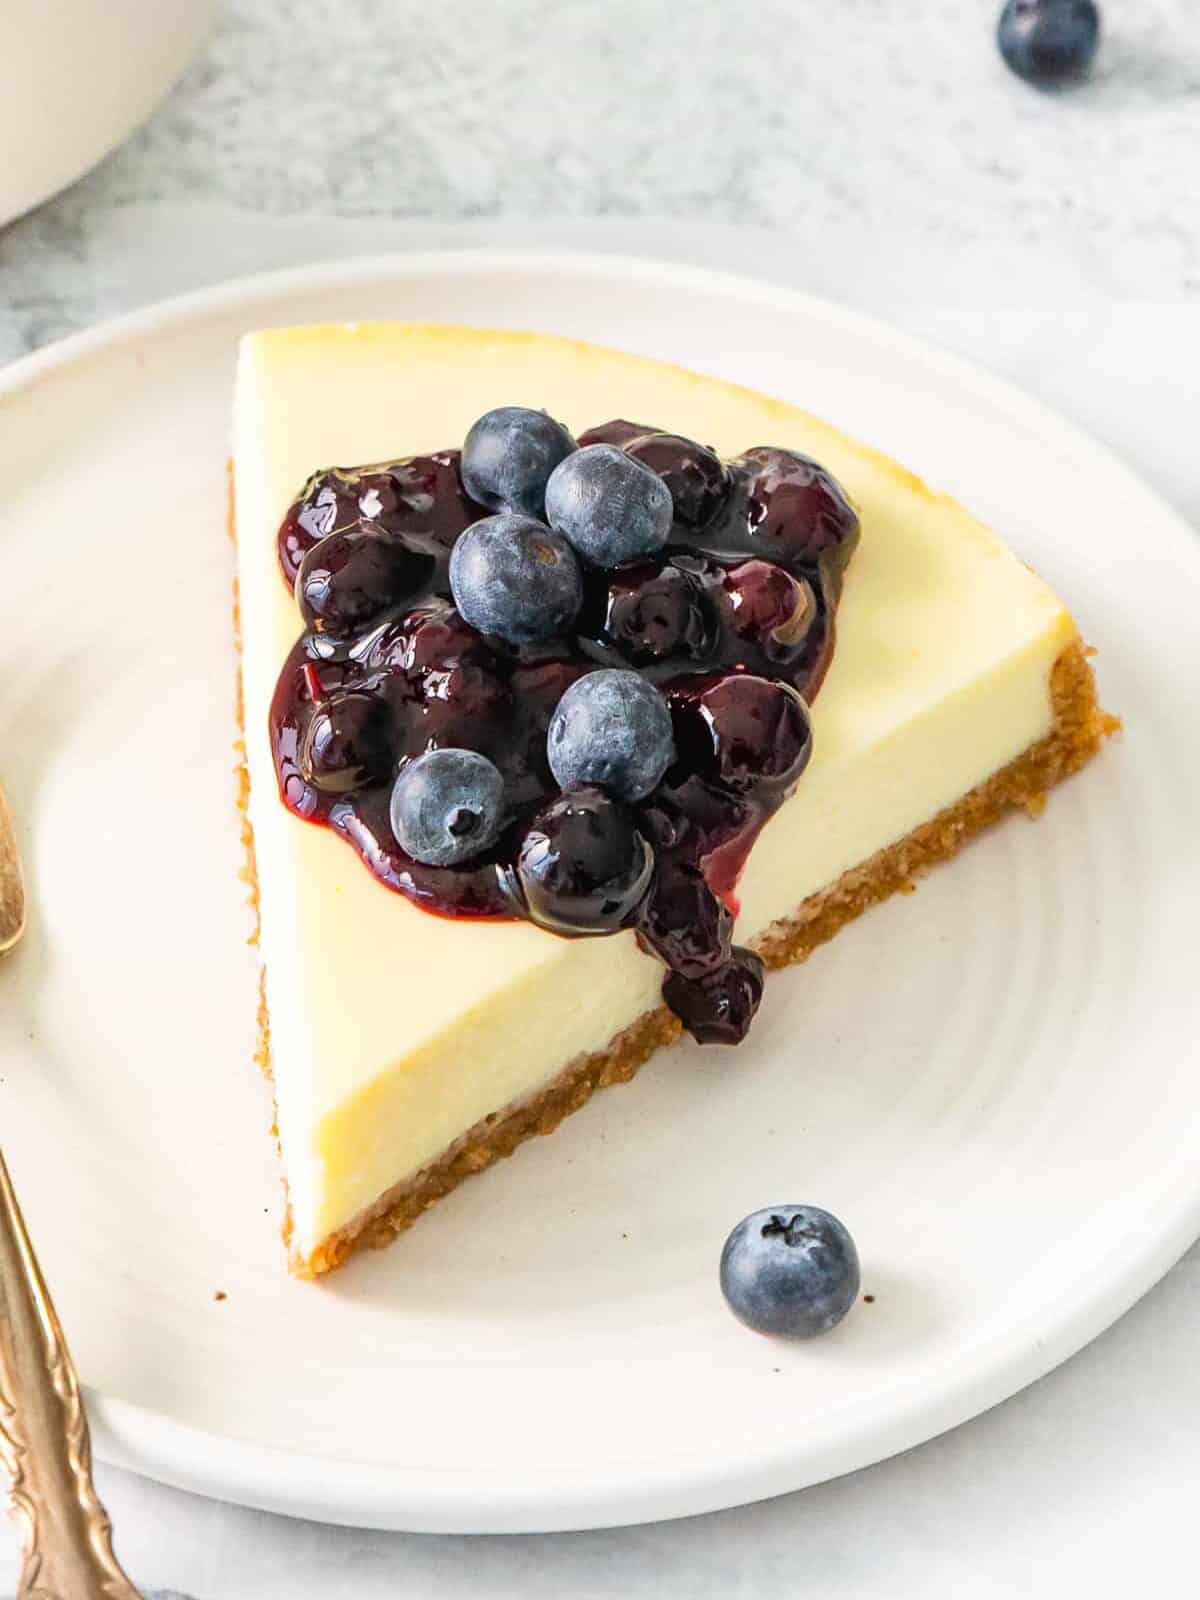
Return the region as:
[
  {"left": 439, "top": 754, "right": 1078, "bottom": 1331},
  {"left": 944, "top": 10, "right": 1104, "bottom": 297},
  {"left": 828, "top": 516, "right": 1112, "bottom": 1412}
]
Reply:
[{"left": 269, "top": 422, "right": 859, "bottom": 1041}]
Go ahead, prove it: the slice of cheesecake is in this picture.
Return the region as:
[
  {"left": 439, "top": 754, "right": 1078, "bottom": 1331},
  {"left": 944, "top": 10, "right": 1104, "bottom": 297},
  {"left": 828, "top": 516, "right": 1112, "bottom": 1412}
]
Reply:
[{"left": 232, "top": 322, "right": 1113, "bottom": 1278}]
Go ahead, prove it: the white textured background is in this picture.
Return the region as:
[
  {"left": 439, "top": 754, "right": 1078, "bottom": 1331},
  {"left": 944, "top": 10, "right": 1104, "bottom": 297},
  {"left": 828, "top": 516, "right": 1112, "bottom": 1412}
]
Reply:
[{"left": 1, "top": 1, "right": 1199, "bottom": 1596}]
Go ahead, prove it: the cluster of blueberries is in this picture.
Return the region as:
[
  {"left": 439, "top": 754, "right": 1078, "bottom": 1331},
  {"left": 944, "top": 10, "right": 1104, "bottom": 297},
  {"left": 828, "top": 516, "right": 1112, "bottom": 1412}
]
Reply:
[
  {"left": 278, "top": 402, "right": 859, "bottom": 1044},
  {"left": 391, "top": 410, "right": 680, "bottom": 871}
]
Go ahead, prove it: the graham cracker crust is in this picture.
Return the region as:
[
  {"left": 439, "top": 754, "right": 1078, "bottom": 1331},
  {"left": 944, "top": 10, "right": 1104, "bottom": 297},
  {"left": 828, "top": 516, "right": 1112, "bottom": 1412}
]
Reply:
[{"left": 263, "top": 641, "right": 1115, "bottom": 1279}]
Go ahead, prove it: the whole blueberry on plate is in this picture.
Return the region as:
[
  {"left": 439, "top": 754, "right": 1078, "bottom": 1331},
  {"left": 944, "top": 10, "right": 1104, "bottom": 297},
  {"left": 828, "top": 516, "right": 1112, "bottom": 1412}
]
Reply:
[
  {"left": 460, "top": 406, "right": 576, "bottom": 518},
  {"left": 547, "top": 669, "right": 675, "bottom": 802},
  {"left": 449, "top": 513, "right": 583, "bottom": 644},
  {"left": 545, "top": 443, "right": 673, "bottom": 567},
  {"left": 390, "top": 747, "right": 505, "bottom": 866},
  {"left": 720, "top": 1205, "right": 860, "bottom": 1338},
  {"left": 997, "top": 0, "right": 1100, "bottom": 85}
]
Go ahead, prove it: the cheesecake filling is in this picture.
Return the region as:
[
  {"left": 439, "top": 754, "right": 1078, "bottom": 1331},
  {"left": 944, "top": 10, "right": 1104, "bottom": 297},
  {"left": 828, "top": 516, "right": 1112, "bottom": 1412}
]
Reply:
[
  {"left": 233, "top": 324, "right": 1081, "bottom": 1262},
  {"left": 308, "top": 622, "right": 1071, "bottom": 1248}
]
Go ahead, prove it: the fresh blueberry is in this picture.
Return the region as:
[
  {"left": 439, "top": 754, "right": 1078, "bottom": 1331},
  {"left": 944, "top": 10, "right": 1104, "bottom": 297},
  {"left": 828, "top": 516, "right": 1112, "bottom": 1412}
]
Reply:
[
  {"left": 548, "top": 669, "right": 675, "bottom": 803},
  {"left": 997, "top": 0, "right": 1100, "bottom": 85},
  {"left": 663, "top": 947, "right": 764, "bottom": 1044},
  {"left": 460, "top": 407, "right": 577, "bottom": 518},
  {"left": 449, "top": 514, "right": 583, "bottom": 645},
  {"left": 545, "top": 444, "right": 673, "bottom": 567},
  {"left": 720, "top": 1205, "right": 861, "bottom": 1338},
  {"left": 389, "top": 747, "right": 505, "bottom": 866},
  {"left": 515, "top": 786, "right": 654, "bottom": 934},
  {"left": 299, "top": 691, "right": 392, "bottom": 794},
  {"left": 295, "top": 528, "right": 433, "bottom": 637}
]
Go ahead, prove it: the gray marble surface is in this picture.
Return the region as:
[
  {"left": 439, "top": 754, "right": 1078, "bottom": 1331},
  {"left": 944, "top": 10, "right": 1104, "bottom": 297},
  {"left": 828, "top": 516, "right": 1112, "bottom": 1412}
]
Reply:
[
  {"left": 2, "top": 0, "right": 1200, "bottom": 358},
  {"left": 1, "top": 1, "right": 1199, "bottom": 1596}
]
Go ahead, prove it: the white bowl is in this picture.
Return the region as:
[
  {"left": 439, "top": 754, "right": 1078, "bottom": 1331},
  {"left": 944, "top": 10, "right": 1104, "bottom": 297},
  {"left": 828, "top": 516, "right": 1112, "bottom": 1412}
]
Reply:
[{"left": 0, "top": 0, "right": 214, "bottom": 228}]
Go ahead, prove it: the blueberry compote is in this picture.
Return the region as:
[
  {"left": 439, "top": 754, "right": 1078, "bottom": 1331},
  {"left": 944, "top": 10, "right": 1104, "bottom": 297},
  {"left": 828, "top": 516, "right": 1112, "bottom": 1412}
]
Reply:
[{"left": 270, "top": 422, "right": 859, "bottom": 1044}]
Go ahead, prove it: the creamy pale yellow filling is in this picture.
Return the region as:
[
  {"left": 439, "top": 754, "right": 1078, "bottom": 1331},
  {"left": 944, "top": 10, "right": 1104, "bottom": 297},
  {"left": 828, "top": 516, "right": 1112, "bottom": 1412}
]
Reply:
[{"left": 233, "top": 324, "right": 1076, "bottom": 1258}]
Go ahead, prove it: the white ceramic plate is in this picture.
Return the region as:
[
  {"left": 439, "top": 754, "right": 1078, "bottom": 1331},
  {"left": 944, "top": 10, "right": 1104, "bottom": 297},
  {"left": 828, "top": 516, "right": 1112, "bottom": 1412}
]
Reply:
[{"left": 0, "top": 253, "right": 1195, "bottom": 1534}]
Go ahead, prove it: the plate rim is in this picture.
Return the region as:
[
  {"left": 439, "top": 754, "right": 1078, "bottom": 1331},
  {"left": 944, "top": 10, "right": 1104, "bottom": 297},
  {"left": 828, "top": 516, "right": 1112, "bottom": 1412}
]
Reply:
[
  {"left": 4, "top": 247, "right": 1198, "bottom": 1533},
  {"left": 5, "top": 245, "right": 1195, "bottom": 565}
]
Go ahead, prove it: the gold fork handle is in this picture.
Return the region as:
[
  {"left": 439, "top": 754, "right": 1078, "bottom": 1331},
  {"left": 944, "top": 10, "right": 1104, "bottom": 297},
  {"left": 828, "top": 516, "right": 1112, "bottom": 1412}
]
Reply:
[
  {"left": 0, "top": 786, "right": 25, "bottom": 953},
  {"left": 0, "top": 1151, "right": 141, "bottom": 1599}
]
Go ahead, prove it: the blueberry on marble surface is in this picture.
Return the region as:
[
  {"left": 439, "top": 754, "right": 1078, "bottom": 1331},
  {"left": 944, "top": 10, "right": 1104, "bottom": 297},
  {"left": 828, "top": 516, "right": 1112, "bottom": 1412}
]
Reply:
[
  {"left": 389, "top": 747, "right": 505, "bottom": 866},
  {"left": 460, "top": 406, "right": 576, "bottom": 518},
  {"left": 997, "top": 0, "right": 1100, "bottom": 85},
  {"left": 545, "top": 443, "right": 673, "bottom": 567},
  {"left": 547, "top": 669, "right": 675, "bottom": 802},
  {"left": 449, "top": 513, "right": 583, "bottom": 644},
  {"left": 720, "top": 1205, "right": 861, "bottom": 1338}
]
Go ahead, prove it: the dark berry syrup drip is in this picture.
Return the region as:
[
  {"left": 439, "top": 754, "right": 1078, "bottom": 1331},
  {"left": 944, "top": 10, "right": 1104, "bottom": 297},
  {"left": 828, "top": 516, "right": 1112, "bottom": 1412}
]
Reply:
[{"left": 270, "top": 423, "right": 859, "bottom": 1043}]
